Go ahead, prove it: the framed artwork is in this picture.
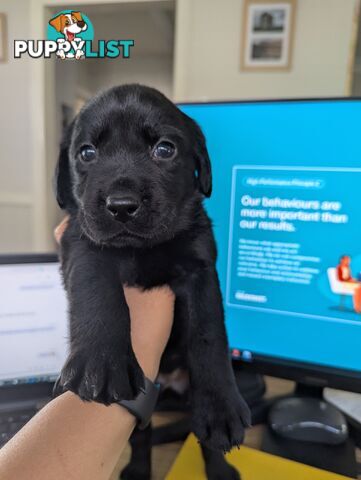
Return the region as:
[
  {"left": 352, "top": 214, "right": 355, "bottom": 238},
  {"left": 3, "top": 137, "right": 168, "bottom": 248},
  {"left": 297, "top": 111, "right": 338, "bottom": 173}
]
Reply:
[
  {"left": 0, "top": 14, "right": 7, "bottom": 62},
  {"left": 241, "top": 0, "right": 296, "bottom": 71}
]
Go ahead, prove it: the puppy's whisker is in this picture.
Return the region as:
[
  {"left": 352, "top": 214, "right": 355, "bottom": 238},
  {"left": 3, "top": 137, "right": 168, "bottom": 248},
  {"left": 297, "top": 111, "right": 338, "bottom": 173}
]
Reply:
[{"left": 83, "top": 210, "right": 98, "bottom": 222}]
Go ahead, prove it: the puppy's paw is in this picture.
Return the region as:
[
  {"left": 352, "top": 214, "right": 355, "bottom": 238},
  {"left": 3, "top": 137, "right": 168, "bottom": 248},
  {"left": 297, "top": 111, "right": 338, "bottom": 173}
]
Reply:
[
  {"left": 120, "top": 463, "right": 151, "bottom": 480},
  {"left": 53, "top": 348, "right": 144, "bottom": 403},
  {"left": 56, "top": 50, "right": 66, "bottom": 60},
  {"left": 205, "top": 460, "right": 240, "bottom": 480},
  {"left": 192, "top": 389, "right": 251, "bottom": 452}
]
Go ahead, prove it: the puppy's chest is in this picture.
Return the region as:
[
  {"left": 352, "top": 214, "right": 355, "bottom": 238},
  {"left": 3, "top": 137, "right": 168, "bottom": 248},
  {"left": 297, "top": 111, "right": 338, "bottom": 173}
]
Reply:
[{"left": 118, "top": 247, "right": 200, "bottom": 289}]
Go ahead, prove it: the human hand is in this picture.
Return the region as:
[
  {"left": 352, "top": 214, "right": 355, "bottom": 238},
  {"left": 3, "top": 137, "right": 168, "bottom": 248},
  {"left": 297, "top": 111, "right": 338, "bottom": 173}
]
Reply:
[
  {"left": 54, "top": 216, "right": 69, "bottom": 244},
  {"left": 54, "top": 217, "right": 175, "bottom": 382},
  {"left": 124, "top": 286, "right": 174, "bottom": 381}
]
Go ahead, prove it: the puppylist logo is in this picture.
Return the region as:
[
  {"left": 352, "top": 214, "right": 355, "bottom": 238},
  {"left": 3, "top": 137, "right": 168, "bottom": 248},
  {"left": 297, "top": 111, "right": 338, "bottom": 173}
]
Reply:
[{"left": 14, "top": 10, "right": 134, "bottom": 60}]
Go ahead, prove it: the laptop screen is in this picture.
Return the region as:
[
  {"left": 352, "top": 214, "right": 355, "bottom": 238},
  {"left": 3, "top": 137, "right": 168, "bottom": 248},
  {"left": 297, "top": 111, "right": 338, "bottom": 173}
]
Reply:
[{"left": 0, "top": 261, "right": 68, "bottom": 386}]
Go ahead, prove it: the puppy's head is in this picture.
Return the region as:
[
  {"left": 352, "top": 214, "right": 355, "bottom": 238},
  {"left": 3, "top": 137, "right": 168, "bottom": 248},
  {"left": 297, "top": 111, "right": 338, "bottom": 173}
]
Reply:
[
  {"left": 49, "top": 12, "right": 87, "bottom": 40},
  {"left": 54, "top": 84, "right": 212, "bottom": 247}
]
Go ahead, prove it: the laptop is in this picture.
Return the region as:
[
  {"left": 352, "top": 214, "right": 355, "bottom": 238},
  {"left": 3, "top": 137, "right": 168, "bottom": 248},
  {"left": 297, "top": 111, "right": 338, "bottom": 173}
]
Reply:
[{"left": 0, "top": 254, "right": 68, "bottom": 447}]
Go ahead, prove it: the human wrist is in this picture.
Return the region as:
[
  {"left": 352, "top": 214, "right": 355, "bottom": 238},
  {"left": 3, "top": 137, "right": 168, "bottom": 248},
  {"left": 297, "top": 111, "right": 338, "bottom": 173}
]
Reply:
[
  {"left": 136, "top": 354, "right": 160, "bottom": 382},
  {"left": 118, "top": 377, "right": 160, "bottom": 429}
]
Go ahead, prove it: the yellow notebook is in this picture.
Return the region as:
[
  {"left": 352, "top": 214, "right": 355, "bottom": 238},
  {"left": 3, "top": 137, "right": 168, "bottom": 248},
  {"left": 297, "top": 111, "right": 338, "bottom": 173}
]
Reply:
[{"left": 166, "top": 434, "right": 350, "bottom": 480}]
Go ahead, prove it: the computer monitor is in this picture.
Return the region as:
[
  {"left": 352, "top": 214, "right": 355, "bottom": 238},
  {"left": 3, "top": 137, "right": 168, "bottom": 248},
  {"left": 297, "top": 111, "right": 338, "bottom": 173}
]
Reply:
[
  {"left": 180, "top": 98, "right": 361, "bottom": 393},
  {"left": 0, "top": 254, "right": 68, "bottom": 388}
]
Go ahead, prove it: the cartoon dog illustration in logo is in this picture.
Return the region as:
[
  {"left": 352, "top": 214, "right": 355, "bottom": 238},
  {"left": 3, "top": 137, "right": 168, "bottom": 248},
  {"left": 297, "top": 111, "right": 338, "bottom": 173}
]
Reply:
[{"left": 49, "top": 11, "right": 88, "bottom": 59}]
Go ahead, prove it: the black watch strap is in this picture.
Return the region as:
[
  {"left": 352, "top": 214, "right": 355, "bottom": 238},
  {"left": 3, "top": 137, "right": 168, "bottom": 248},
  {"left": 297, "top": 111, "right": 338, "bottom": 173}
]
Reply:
[{"left": 119, "top": 377, "right": 160, "bottom": 429}]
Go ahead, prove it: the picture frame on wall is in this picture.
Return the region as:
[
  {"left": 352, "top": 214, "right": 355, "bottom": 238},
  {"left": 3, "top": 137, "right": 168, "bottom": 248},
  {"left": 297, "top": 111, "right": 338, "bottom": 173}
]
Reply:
[
  {"left": 0, "top": 14, "right": 7, "bottom": 62},
  {"left": 241, "top": 0, "right": 296, "bottom": 71}
]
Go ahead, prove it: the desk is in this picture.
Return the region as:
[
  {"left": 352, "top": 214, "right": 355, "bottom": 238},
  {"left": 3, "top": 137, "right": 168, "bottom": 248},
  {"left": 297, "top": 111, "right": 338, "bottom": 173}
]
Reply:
[
  {"left": 166, "top": 434, "right": 351, "bottom": 480},
  {"left": 111, "top": 377, "right": 361, "bottom": 479}
]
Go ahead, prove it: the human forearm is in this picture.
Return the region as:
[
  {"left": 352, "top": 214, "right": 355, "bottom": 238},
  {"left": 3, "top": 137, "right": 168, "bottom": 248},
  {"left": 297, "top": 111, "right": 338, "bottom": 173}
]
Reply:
[
  {"left": 0, "top": 284, "right": 174, "bottom": 480},
  {"left": 0, "top": 391, "right": 135, "bottom": 480}
]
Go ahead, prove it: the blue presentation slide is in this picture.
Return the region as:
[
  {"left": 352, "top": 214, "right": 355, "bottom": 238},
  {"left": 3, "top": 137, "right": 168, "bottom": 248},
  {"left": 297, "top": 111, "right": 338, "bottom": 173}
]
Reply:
[{"left": 180, "top": 100, "right": 361, "bottom": 373}]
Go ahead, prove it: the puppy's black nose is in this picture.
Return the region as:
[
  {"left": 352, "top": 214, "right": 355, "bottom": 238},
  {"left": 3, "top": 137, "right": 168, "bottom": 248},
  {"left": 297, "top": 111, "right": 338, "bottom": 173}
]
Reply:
[
  {"left": 105, "top": 195, "right": 140, "bottom": 222},
  {"left": 77, "top": 20, "right": 85, "bottom": 28}
]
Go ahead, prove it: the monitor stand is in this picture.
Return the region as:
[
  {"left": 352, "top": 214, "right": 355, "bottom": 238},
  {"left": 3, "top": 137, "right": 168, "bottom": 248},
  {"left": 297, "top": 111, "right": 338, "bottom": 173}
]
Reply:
[{"left": 260, "top": 383, "right": 358, "bottom": 478}]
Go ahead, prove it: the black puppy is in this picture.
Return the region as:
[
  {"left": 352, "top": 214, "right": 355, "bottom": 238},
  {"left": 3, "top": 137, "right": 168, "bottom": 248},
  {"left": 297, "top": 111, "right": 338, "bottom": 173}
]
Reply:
[{"left": 54, "top": 84, "right": 251, "bottom": 465}]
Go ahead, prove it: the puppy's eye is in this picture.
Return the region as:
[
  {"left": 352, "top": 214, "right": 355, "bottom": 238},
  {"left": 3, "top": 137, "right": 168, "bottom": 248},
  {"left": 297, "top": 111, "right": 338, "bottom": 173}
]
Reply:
[
  {"left": 152, "top": 141, "right": 176, "bottom": 160},
  {"left": 80, "top": 145, "right": 96, "bottom": 162}
]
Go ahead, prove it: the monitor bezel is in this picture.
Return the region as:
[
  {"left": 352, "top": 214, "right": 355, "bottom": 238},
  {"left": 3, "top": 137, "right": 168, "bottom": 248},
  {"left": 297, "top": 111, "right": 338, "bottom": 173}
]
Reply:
[
  {"left": 0, "top": 253, "right": 61, "bottom": 399},
  {"left": 0, "top": 253, "right": 58, "bottom": 265},
  {"left": 181, "top": 97, "right": 361, "bottom": 393},
  {"left": 178, "top": 96, "right": 361, "bottom": 107},
  {"left": 232, "top": 350, "right": 361, "bottom": 393}
]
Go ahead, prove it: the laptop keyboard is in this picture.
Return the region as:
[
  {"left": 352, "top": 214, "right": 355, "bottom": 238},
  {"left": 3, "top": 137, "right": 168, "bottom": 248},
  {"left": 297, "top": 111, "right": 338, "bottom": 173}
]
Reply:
[{"left": 0, "top": 409, "right": 37, "bottom": 447}]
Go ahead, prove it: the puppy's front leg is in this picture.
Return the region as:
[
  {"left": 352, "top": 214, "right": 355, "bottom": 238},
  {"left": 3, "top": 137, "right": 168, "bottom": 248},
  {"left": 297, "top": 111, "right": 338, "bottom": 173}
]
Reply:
[
  {"left": 54, "top": 232, "right": 144, "bottom": 403},
  {"left": 185, "top": 267, "right": 251, "bottom": 451}
]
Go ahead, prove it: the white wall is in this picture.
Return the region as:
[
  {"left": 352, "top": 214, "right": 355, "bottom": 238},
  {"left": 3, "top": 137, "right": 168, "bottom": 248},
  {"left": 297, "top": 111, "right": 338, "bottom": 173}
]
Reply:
[
  {"left": 352, "top": 6, "right": 361, "bottom": 95},
  {"left": 55, "top": 54, "right": 173, "bottom": 107},
  {"left": 174, "top": 0, "right": 358, "bottom": 101},
  {"left": 71, "top": 6, "right": 175, "bottom": 98},
  {"left": 0, "top": 0, "right": 33, "bottom": 252},
  {"left": 0, "top": 0, "right": 32, "bottom": 195},
  {"left": 0, "top": 0, "right": 32, "bottom": 252},
  {"left": 86, "top": 55, "right": 173, "bottom": 98}
]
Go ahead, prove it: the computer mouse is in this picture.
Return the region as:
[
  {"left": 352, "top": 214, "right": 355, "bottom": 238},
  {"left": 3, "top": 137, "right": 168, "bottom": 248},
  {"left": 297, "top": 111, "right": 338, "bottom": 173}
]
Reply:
[{"left": 269, "top": 397, "right": 348, "bottom": 445}]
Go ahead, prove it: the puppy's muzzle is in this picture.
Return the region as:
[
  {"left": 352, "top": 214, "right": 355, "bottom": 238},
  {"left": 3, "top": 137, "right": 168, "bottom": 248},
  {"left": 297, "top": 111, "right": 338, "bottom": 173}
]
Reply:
[{"left": 106, "top": 195, "right": 140, "bottom": 222}]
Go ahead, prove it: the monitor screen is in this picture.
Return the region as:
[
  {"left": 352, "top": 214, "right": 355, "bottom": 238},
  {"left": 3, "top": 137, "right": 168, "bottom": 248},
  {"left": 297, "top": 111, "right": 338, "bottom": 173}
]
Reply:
[
  {"left": 0, "top": 261, "right": 68, "bottom": 386},
  {"left": 180, "top": 99, "right": 361, "bottom": 375}
]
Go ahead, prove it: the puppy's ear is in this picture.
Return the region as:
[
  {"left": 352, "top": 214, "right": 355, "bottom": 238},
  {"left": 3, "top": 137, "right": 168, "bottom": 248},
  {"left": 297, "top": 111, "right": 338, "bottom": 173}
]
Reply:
[
  {"left": 72, "top": 11, "right": 83, "bottom": 22},
  {"left": 49, "top": 14, "right": 63, "bottom": 33},
  {"left": 191, "top": 120, "right": 212, "bottom": 198},
  {"left": 53, "top": 121, "right": 76, "bottom": 211}
]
